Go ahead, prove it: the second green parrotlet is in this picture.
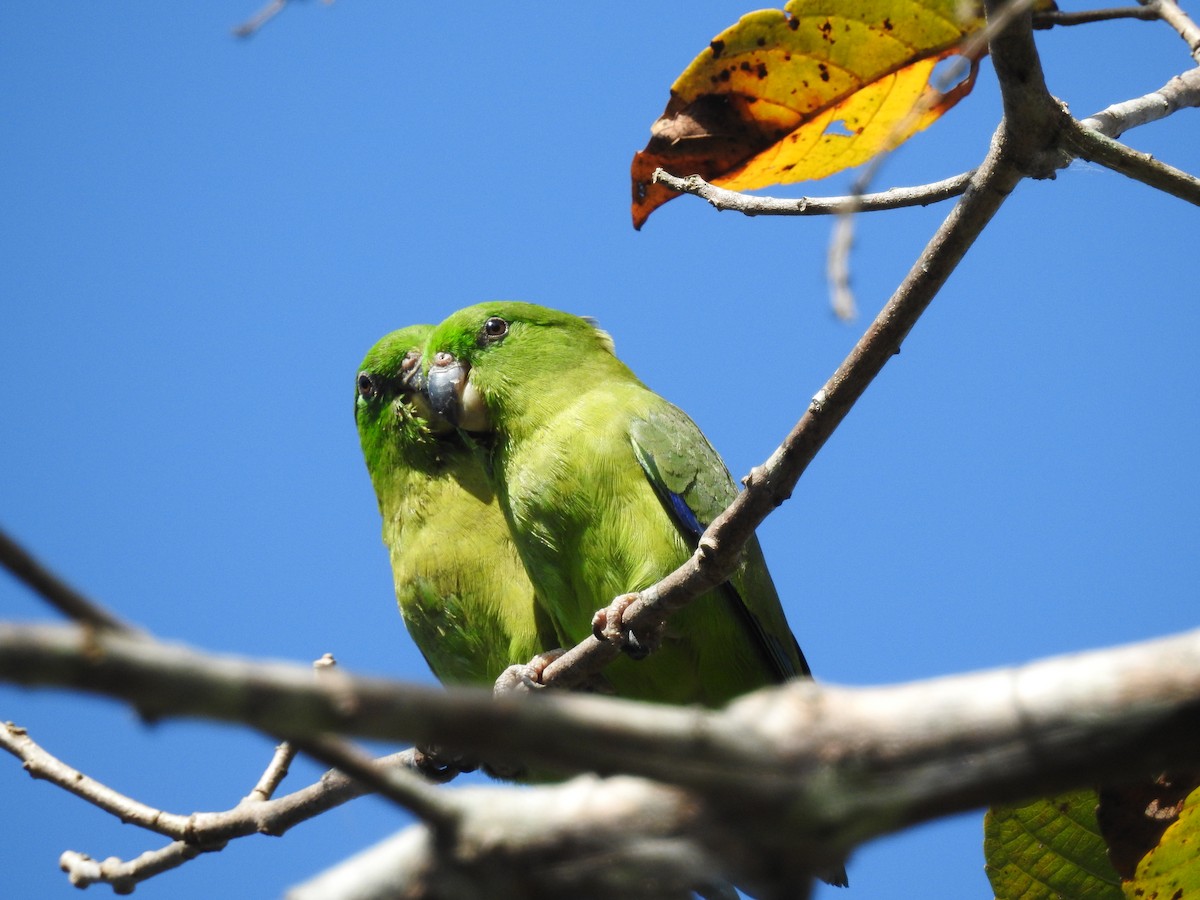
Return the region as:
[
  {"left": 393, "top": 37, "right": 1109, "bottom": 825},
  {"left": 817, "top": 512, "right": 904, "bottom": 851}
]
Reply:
[
  {"left": 355, "top": 324, "right": 558, "bottom": 687},
  {"left": 423, "top": 301, "right": 813, "bottom": 708}
]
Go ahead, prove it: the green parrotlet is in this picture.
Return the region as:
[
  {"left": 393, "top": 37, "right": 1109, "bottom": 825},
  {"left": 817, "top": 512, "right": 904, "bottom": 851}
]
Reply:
[
  {"left": 422, "top": 301, "right": 814, "bottom": 707},
  {"left": 355, "top": 324, "right": 558, "bottom": 687}
]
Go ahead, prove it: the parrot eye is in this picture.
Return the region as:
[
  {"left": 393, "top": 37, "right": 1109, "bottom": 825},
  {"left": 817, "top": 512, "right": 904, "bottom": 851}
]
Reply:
[
  {"left": 481, "top": 316, "right": 509, "bottom": 342},
  {"left": 357, "top": 372, "right": 380, "bottom": 401}
]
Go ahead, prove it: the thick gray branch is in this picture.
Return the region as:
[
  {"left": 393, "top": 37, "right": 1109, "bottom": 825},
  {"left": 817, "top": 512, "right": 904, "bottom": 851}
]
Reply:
[
  {"left": 3, "top": 620, "right": 1199, "bottom": 892},
  {"left": 286, "top": 777, "right": 740, "bottom": 900}
]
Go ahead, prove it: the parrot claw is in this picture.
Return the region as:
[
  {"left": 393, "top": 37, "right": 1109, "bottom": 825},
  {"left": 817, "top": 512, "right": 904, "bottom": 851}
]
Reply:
[
  {"left": 493, "top": 648, "right": 566, "bottom": 696},
  {"left": 593, "top": 593, "right": 661, "bottom": 661},
  {"left": 412, "top": 745, "right": 478, "bottom": 782}
]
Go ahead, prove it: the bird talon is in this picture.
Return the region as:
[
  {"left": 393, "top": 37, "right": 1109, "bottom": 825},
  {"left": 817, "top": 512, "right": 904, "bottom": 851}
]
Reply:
[
  {"left": 413, "top": 746, "right": 477, "bottom": 781},
  {"left": 593, "top": 594, "right": 660, "bottom": 659},
  {"left": 494, "top": 649, "right": 565, "bottom": 696},
  {"left": 593, "top": 593, "right": 637, "bottom": 643}
]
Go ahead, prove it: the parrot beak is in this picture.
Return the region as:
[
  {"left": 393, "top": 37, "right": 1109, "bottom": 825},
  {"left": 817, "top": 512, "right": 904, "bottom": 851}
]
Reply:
[
  {"left": 399, "top": 349, "right": 426, "bottom": 394},
  {"left": 396, "top": 350, "right": 451, "bottom": 433},
  {"left": 426, "top": 352, "right": 491, "bottom": 432}
]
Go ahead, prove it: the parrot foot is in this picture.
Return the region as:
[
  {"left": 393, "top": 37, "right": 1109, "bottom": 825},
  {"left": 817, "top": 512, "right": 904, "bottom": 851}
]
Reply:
[
  {"left": 493, "top": 648, "right": 566, "bottom": 696},
  {"left": 412, "top": 745, "right": 478, "bottom": 782},
  {"left": 593, "top": 593, "right": 662, "bottom": 661}
]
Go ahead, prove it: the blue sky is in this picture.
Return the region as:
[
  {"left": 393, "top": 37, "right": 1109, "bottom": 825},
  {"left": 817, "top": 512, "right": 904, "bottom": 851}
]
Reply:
[{"left": 2, "top": 2, "right": 1197, "bottom": 897}]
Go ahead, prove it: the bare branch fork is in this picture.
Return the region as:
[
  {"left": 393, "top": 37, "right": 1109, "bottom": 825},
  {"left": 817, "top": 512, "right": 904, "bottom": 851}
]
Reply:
[
  {"left": 1, "top": 723, "right": 432, "bottom": 844},
  {"left": 1, "top": 720, "right": 447, "bottom": 891},
  {"left": 0, "top": 529, "right": 467, "bottom": 890},
  {"left": 651, "top": 1, "right": 1200, "bottom": 222}
]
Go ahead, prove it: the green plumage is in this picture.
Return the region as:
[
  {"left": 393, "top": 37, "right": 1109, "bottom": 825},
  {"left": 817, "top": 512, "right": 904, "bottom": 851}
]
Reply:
[
  {"left": 355, "top": 324, "right": 557, "bottom": 686},
  {"left": 423, "top": 302, "right": 811, "bottom": 706}
]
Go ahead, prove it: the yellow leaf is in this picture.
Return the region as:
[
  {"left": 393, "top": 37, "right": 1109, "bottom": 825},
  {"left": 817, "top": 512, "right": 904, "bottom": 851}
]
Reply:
[{"left": 631, "top": 0, "right": 986, "bottom": 228}]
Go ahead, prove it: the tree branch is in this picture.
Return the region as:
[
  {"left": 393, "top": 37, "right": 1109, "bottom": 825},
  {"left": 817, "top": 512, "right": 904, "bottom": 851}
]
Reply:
[
  {"left": 1, "top": 716, "right": 449, "bottom": 891},
  {"left": 3, "top": 621, "right": 1200, "bottom": 894},
  {"left": 287, "top": 777, "right": 729, "bottom": 900},
  {"left": 650, "top": 169, "right": 974, "bottom": 217},
  {"left": 60, "top": 841, "right": 211, "bottom": 893},
  {"left": 544, "top": 29, "right": 1038, "bottom": 682},
  {"left": 651, "top": 0, "right": 1199, "bottom": 226},
  {"left": 286, "top": 776, "right": 742, "bottom": 900},
  {"left": 1145, "top": 0, "right": 1200, "bottom": 62},
  {"left": 552, "top": 0, "right": 1200, "bottom": 688},
  {"left": 1034, "top": 5, "right": 1161, "bottom": 27},
  {"left": 0, "top": 527, "right": 137, "bottom": 634},
  {"left": 574, "top": 124, "right": 1026, "bottom": 672},
  {"left": 247, "top": 741, "right": 297, "bottom": 802},
  {"left": 1, "top": 721, "right": 201, "bottom": 839},
  {"left": 233, "top": 0, "right": 337, "bottom": 38},
  {"left": 286, "top": 735, "right": 461, "bottom": 836},
  {"left": 1063, "top": 120, "right": 1200, "bottom": 203},
  {"left": 1079, "top": 65, "right": 1200, "bottom": 137}
]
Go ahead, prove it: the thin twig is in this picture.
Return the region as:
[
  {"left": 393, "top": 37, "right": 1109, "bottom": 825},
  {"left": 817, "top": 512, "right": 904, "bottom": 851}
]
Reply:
[
  {"left": 827, "top": 215, "right": 856, "bottom": 321},
  {"left": 245, "top": 741, "right": 297, "bottom": 803},
  {"left": 1079, "top": 64, "right": 1200, "bottom": 137},
  {"left": 1034, "top": 6, "right": 1160, "bottom": 27},
  {"left": 232, "top": 0, "right": 287, "bottom": 38},
  {"left": 1063, "top": 122, "right": 1200, "bottom": 203},
  {"left": 0, "top": 527, "right": 137, "bottom": 634},
  {"left": 650, "top": 169, "right": 973, "bottom": 217},
  {"left": 2, "top": 716, "right": 441, "bottom": 890},
  {"left": 232, "top": 0, "right": 336, "bottom": 39},
  {"left": 287, "top": 735, "right": 461, "bottom": 836},
  {"left": 0, "top": 718, "right": 434, "bottom": 841},
  {"left": 1, "top": 722, "right": 196, "bottom": 836},
  {"left": 61, "top": 842, "right": 209, "bottom": 893}
]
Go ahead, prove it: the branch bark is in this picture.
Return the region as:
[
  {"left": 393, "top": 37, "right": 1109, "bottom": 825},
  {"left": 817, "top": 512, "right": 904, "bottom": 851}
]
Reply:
[
  {"left": 543, "top": 0, "right": 1199, "bottom": 691},
  {"left": 0, "top": 528, "right": 137, "bottom": 634},
  {"left": 1080, "top": 65, "right": 1200, "bottom": 137},
  {"left": 566, "top": 126, "right": 1026, "bottom": 680},
  {"left": 1, "top": 719, "right": 443, "bottom": 891},
  {"left": 3, "top": 621, "right": 1199, "bottom": 895},
  {"left": 1146, "top": 0, "right": 1200, "bottom": 62},
  {"left": 650, "top": 169, "right": 974, "bottom": 217}
]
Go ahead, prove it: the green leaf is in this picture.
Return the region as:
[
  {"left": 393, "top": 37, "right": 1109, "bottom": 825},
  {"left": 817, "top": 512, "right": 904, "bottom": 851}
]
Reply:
[{"left": 985, "top": 790, "right": 1124, "bottom": 900}]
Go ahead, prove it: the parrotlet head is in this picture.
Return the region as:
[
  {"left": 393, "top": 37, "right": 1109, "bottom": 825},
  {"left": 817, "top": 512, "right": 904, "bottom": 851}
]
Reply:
[
  {"left": 423, "top": 301, "right": 615, "bottom": 433},
  {"left": 355, "top": 324, "right": 463, "bottom": 481}
]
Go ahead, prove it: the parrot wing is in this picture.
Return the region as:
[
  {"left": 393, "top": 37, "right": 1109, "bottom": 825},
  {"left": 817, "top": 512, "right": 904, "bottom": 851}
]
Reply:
[{"left": 629, "top": 404, "right": 810, "bottom": 681}]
